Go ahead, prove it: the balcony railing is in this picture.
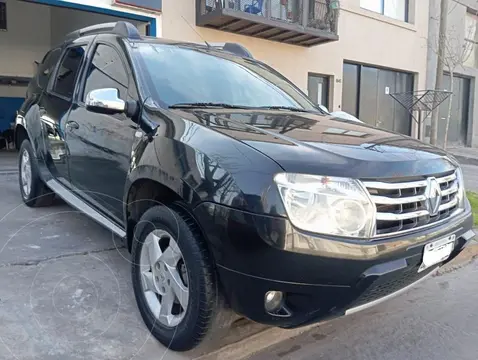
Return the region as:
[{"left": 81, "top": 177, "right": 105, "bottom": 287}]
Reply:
[{"left": 196, "top": 0, "right": 339, "bottom": 47}]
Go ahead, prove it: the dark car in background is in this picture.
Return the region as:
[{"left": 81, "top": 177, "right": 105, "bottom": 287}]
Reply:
[{"left": 15, "top": 22, "right": 475, "bottom": 351}]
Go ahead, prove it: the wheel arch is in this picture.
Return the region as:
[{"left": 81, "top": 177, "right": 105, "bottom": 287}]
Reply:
[
  {"left": 15, "top": 105, "right": 45, "bottom": 157},
  {"left": 124, "top": 173, "right": 204, "bottom": 253},
  {"left": 15, "top": 123, "right": 29, "bottom": 150}
]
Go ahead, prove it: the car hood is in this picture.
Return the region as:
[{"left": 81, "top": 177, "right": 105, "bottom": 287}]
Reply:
[{"left": 173, "top": 109, "right": 458, "bottom": 179}]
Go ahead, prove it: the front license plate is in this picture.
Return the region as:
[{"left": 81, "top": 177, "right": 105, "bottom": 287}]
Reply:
[{"left": 418, "top": 235, "right": 456, "bottom": 273}]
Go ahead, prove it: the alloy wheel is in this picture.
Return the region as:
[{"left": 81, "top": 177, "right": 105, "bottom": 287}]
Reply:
[
  {"left": 20, "top": 149, "right": 32, "bottom": 197},
  {"left": 139, "top": 229, "right": 189, "bottom": 327}
]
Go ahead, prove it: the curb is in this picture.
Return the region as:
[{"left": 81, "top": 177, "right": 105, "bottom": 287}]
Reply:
[
  {"left": 436, "top": 241, "right": 478, "bottom": 276},
  {"left": 195, "top": 322, "right": 322, "bottom": 360},
  {"left": 453, "top": 154, "right": 478, "bottom": 166}
]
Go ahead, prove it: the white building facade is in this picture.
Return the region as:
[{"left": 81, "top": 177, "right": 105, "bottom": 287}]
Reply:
[{"left": 0, "top": 0, "right": 454, "bottom": 144}]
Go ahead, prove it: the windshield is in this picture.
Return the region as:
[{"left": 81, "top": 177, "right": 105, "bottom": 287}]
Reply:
[{"left": 131, "top": 43, "right": 319, "bottom": 111}]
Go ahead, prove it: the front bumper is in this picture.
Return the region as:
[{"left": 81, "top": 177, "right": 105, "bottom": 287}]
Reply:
[{"left": 194, "top": 202, "right": 475, "bottom": 328}]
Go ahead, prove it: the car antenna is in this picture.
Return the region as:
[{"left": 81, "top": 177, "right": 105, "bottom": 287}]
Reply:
[{"left": 180, "top": 15, "right": 211, "bottom": 49}]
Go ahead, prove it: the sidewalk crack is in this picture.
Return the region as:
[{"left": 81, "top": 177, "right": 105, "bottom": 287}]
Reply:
[{"left": 0, "top": 246, "right": 123, "bottom": 268}]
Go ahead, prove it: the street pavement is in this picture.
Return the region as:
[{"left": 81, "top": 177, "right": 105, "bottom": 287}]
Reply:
[{"left": 0, "top": 170, "right": 190, "bottom": 360}]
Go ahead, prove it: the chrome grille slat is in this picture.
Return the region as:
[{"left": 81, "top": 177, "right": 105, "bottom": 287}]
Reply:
[
  {"left": 376, "top": 210, "right": 430, "bottom": 221},
  {"left": 363, "top": 180, "right": 428, "bottom": 190},
  {"left": 437, "top": 173, "right": 457, "bottom": 184},
  {"left": 441, "top": 184, "right": 458, "bottom": 196},
  {"left": 370, "top": 194, "right": 427, "bottom": 205},
  {"left": 364, "top": 170, "right": 461, "bottom": 237},
  {"left": 439, "top": 197, "right": 458, "bottom": 211}
]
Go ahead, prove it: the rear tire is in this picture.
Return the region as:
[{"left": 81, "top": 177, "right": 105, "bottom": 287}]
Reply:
[
  {"left": 18, "top": 139, "right": 55, "bottom": 207},
  {"left": 131, "top": 204, "right": 228, "bottom": 351}
]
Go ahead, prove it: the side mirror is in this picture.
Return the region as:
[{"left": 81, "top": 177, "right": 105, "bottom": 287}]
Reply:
[{"left": 86, "top": 88, "right": 126, "bottom": 115}]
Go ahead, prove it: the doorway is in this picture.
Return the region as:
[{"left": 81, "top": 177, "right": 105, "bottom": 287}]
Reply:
[
  {"left": 308, "top": 73, "right": 330, "bottom": 108},
  {"left": 437, "top": 74, "right": 470, "bottom": 147}
]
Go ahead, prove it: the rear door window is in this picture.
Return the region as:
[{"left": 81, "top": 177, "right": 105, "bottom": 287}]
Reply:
[
  {"left": 36, "top": 48, "right": 62, "bottom": 89},
  {"left": 51, "top": 46, "right": 87, "bottom": 99}
]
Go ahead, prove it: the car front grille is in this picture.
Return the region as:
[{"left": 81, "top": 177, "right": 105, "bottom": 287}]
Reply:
[{"left": 363, "top": 170, "right": 461, "bottom": 237}]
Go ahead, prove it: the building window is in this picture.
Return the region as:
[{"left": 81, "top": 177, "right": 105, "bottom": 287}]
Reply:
[
  {"left": 464, "top": 11, "right": 478, "bottom": 68},
  {"left": 308, "top": 74, "right": 330, "bottom": 108},
  {"left": 360, "top": 0, "right": 408, "bottom": 22}
]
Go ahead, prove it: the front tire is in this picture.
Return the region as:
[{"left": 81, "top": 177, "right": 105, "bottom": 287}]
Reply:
[
  {"left": 131, "top": 204, "right": 221, "bottom": 351},
  {"left": 18, "top": 140, "right": 55, "bottom": 207}
]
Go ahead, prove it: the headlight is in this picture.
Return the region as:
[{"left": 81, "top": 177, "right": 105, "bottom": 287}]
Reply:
[
  {"left": 456, "top": 167, "right": 466, "bottom": 208},
  {"left": 274, "top": 173, "right": 376, "bottom": 238}
]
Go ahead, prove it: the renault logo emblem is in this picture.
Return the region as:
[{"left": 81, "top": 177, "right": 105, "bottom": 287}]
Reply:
[{"left": 426, "top": 177, "right": 442, "bottom": 216}]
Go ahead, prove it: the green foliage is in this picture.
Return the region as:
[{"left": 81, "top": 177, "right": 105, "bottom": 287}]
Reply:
[{"left": 466, "top": 191, "right": 478, "bottom": 226}]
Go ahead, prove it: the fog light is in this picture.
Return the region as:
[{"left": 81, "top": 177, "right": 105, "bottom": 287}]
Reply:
[{"left": 264, "top": 291, "right": 283, "bottom": 313}]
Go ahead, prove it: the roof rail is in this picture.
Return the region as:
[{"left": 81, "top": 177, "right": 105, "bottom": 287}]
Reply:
[
  {"left": 208, "top": 42, "right": 254, "bottom": 59},
  {"left": 64, "top": 21, "right": 142, "bottom": 42}
]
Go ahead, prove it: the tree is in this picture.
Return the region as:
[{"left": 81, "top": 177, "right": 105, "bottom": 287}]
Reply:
[
  {"left": 428, "top": 0, "right": 478, "bottom": 149},
  {"left": 429, "top": 0, "right": 448, "bottom": 147}
]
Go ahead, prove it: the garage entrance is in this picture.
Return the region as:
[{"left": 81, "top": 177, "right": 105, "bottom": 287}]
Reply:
[
  {"left": 437, "top": 74, "right": 470, "bottom": 147},
  {"left": 342, "top": 62, "right": 414, "bottom": 135},
  {"left": 0, "top": 0, "right": 156, "bottom": 151}
]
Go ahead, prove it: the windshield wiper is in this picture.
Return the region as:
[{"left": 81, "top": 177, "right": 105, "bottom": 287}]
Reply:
[
  {"left": 169, "top": 103, "right": 314, "bottom": 113},
  {"left": 169, "top": 102, "right": 249, "bottom": 109},
  {"left": 254, "top": 106, "right": 310, "bottom": 113}
]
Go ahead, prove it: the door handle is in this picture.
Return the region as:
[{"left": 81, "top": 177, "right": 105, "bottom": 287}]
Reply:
[{"left": 66, "top": 121, "right": 79, "bottom": 130}]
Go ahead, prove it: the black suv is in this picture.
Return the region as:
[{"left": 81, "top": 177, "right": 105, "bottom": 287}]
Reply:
[{"left": 15, "top": 22, "right": 475, "bottom": 351}]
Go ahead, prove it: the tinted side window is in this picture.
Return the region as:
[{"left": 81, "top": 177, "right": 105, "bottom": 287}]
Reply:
[
  {"left": 83, "top": 44, "right": 128, "bottom": 101},
  {"left": 37, "top": 48, "right": 62, "bottom": 89},
  {"left": 52, "top": 46, "right": 87, "bottom": 99}
]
